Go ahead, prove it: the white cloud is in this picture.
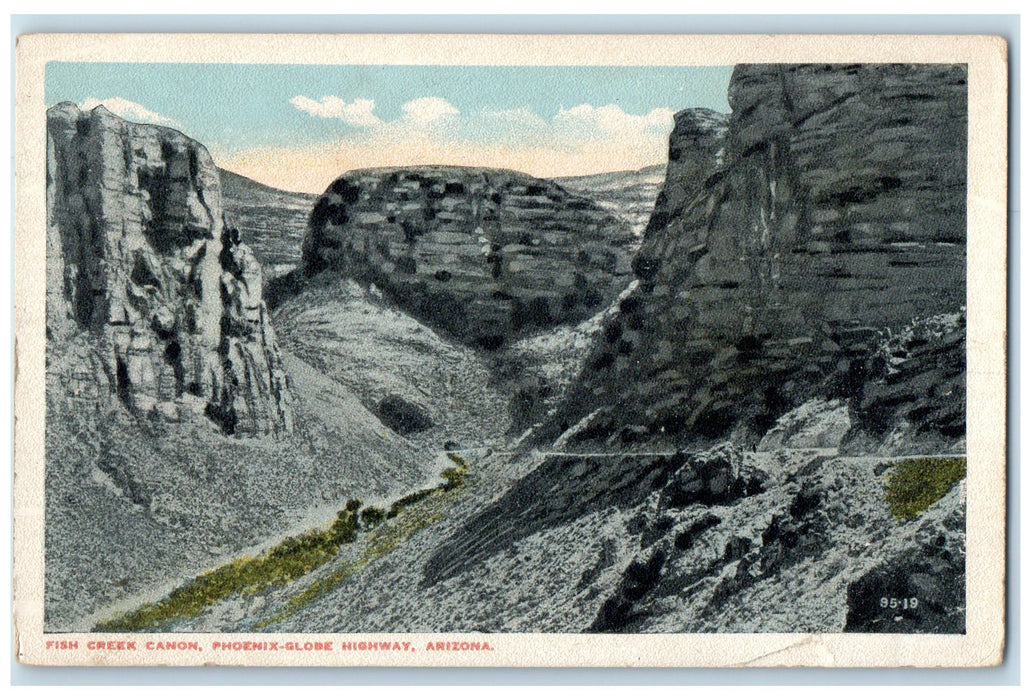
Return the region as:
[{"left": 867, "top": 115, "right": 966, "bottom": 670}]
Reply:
[
  {"left": 290, "top": 94, "right": 459, "bottom": 132},
  {"left": 553, "top": 104, "right": 675, "bottom": 141},
  {"left": 290, "top": 95, "right": 673, "bottom": 152},
  {"left": 400, "top": 97, "right": 459, "bottom": 125},
  {"left": 289, "top": 96, "right": 382, "bottom": 129},
  {"left": 237, "top": 95, "right": 678, "bottom": 192},
  {"left": 80, "top": 97, "right": 183, "bottom": 129}
]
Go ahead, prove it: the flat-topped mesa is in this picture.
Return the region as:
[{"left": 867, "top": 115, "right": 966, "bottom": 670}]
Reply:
[
  {"left": 553, "top": 63, "right": 967, "bottom": 449},
  {"left": 46, "top": 103, "right": 292, "bottom": 436},
  {"left": 300, "top": 166, "right": 636, "bottom": 349}
]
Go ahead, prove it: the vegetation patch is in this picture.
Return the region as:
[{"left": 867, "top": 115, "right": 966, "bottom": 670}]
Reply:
[
  {"left": 98, "top": 453, "right": 472, "bottom": 632},
  {"left": 883, "top": 457, "right": 966, "bottom": 521},
  {"left": 257, "top": 453, "right": 471, "bottom": 628},
  {"left": 386, "top": 487, "right": 437, "bottom": 518},
  {"left": 360, "top": 506, "right": 386, "bottom": 529},
  {"left": 441, "top": 453, "right": 469, "bottom": 489},
  {"left": 96, "top": 507, "right": 362, "bottom": 632}
]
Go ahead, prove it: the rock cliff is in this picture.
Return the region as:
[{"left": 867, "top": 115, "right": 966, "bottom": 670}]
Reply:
[
  {"left": 46, "top": 103, "right": 292, "bottom": 436},
  {"left": 298, "top": 166, "right": 635, "bottom": 349},
  {"left": 553, "top": 64, "right": 967, "bottom": 451},
  {"left": 638, "top": 108, "right": 728, "bottom": 246}
]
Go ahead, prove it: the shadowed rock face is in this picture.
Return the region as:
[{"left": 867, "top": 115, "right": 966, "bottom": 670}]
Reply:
[
  {"left": 640, "top": 108, "right": 729, "bottom": 244},
  {"left": 300, "top": 166, "right": 635, "bottom": 349},
  {"left": 46, "top": 103, "right": 292, "bottom": 436},
  {"left": 423, "top": 452, "right": 688, "bottom": 587},
  {"left": 844, "top": 529, "right": 966, "bottom": 634},
  {"left": 553, "top": 64, "right": 967, "bottom": 449}
]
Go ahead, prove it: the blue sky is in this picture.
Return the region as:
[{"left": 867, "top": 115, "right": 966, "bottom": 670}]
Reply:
[{"left": 46, "top": 62, "right": 733, "bottom": 193}]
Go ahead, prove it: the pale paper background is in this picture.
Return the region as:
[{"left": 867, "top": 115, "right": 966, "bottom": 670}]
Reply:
[{"left": 12, "top": 33, "right": 1009, "bottom": 667}]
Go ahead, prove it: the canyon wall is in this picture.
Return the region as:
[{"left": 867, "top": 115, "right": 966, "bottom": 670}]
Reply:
[
  {"left": 46, "top": 103, "right": 292, "bottom": 436},
  {"left": 553, "top": 64, "right": 967, "bottom": 450}
]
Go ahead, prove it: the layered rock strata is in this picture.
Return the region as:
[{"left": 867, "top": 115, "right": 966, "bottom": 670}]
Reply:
[
  {"left": 299, "top": 166, "right": 635, "bottom": 349},
  {"left": 46, "top": 103, "right": 292, "bottom": 436},
  {"left": 554, "top": 163, "right": 668, "bottom": 237},
  {"left": 218, "top": 167, "right": 317, "bottom": 276},
  {"left": 553, "top": 64, "right": 967, "bottom": 449}
]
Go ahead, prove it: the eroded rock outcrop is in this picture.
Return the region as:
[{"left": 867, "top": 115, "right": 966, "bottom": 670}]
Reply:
[
  {"left": 553, "top": 64, "right": 967, "bottom": 450},
  {"left": 659, "top": 441, "right": 763, "bottom": 508},
  {"left": 46, "top": 103, "right": 292, "bottom": 436},
  {"left": 589, "top": 451, "right": 965, "bottom": 633},
  {"left": 844, "top": 311, "right": 966, "bottom": 454},
  {"left": 638, "top": 108, "right": 728, "bottom": 248},
  {"left": 298, "top": 166, "right": 635, "bottom": 349}
]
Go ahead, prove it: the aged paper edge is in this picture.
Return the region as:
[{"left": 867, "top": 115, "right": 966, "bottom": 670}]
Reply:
[{"left": 12, "top": 33, "right": 1009, "bottom": 668}]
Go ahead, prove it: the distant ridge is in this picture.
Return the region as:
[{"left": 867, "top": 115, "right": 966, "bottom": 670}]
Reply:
[
  {"left": 218, "top": 167, "right": 319, "bottom": 198},
  {"left": 216, "top": 168, "right": 318, "bottom": 274},
  {"left": 553, "top": 162, "right": 666, "bottom": 189},
  {"left": 554, "top": 163, "right": 666, "bottom": 236}
]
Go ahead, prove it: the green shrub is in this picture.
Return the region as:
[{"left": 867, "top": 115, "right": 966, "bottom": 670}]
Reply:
[
  {"left": 441, "top": 468, "right": 465, "bottom": 490},
  {"left": 387, "top": 455, "right": 469, "bottom": 516},
  {"left": 442, "top": 453, "right": 469, "bottom": 490},
  {"left": 386, "top": 487, "right": 436, "bottom": 518},
  {"left": 884, "top": 457, "right": 966, "bottom": 521},
  {"left": 101, "top": 455, "right": 476, "bottom": 631},
  {"left": 360, "top": 506, "right": 386, "bottom": 529},
  {"left": 329, "top": 509, "right": 359, "bottom": 545},
  {"left": 446, "top": 452, "right": 469, "bottom": 468}
]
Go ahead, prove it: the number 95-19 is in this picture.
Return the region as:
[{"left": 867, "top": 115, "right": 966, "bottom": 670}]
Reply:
[{"left": 880, "top": 597, "right": 919, "bottom": 610}]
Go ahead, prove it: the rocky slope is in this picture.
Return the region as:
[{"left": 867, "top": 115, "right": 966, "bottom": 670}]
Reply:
[
  {"left": 47, "top": 103, "right": 292, "bottom": 437},
  {"left": 45, "top": 342, "right": 429, "bottom": 631},
  {"left": 164, "top": 443, "right": 964, "bottom": 635},
  {"left": 551, "top": 64, "right": 967, "bottom": 453},
  {"left": 271, "top": 279, "right": 513, "bottom": 456},
  {"left": 296, "top": 166, "right": 636, "bottom": 349}
]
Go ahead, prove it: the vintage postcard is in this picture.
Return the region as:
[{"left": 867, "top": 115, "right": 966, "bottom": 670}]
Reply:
[{"left": 13, "top": 33, "right": 1008, "bottom": 667}]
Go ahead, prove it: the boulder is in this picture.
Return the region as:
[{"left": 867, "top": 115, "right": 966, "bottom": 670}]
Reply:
[
  {"left": 374, "top": 394, "right": 434, "bottom": 435},
  {"left": 758, "top": 399, "right": 851, "bottom": 451},
  {"left": 660, "top": 442, "right": 760, "bottom": 507}
]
